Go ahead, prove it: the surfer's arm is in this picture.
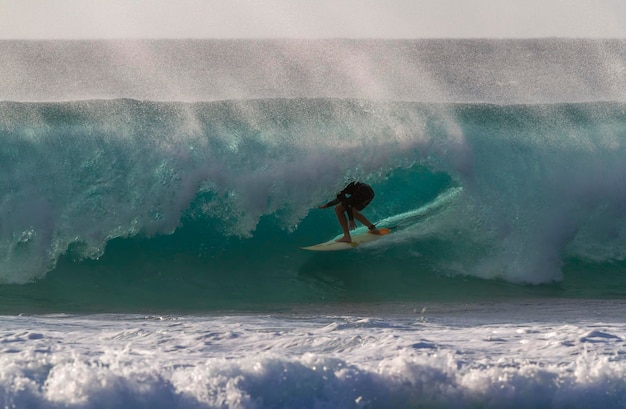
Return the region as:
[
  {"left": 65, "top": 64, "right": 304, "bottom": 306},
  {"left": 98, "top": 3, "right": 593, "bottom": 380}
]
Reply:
[
  {"left": 319, "top": 183, "right": 357, "bottom": 209},
  {"left": 319, "top": 197, "right": 341, "bottom": 208}
]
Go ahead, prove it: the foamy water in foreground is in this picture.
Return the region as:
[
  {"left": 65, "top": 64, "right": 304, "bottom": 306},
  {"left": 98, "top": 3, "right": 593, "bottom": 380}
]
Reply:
[{"left": 2, "top": 301, "right": 625, "bottom": 408}]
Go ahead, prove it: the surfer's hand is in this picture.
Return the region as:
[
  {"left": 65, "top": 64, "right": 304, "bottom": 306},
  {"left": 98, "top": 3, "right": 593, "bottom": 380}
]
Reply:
[
  {"left": 318, "top": 204, "right": 328, "bottom": 209},
  {"left": 349, "top": 220, "right": 356, "bottom": 230}
]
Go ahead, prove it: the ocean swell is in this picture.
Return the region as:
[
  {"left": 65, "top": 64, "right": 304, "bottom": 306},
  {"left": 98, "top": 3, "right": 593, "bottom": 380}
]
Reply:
[{"left": 1, "top": 98, "right": 626, "bottom": 298}]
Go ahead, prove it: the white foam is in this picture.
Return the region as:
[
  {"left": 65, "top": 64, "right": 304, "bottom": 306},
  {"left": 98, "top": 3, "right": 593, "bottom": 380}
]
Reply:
[{"left": 1, "top": 303, "right": 625, "bottom": 408}]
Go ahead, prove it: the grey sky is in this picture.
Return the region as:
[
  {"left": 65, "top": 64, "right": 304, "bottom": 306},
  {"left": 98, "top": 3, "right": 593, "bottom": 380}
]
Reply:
[{"left": 1, "top": 0, "right": 625, "bottom": 39}]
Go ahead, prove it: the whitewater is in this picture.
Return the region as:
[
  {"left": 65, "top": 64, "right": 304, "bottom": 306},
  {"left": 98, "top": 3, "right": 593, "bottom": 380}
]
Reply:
[{"left": 1, "top": 39, "right": 626, "bottom": 408}]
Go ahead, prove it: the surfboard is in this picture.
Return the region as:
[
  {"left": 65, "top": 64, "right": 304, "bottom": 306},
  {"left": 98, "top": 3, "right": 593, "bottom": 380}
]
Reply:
[{"left": 301, "top": 228, "right": 391, "bottom": 252}]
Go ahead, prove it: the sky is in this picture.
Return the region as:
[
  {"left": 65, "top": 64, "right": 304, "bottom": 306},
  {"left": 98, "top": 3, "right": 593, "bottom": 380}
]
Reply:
[{"left": 1, "top": 0, "right": 625, "bottom": 39}]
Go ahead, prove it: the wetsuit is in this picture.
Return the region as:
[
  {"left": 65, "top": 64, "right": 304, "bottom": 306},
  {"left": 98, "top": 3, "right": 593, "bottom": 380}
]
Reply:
[{"left": 324, "top": 182, "right": 375, "bottom": 222}]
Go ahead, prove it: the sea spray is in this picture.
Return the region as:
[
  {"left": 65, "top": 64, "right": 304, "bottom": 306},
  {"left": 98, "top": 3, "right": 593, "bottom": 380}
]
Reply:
[{"left": 2, "top": 39, "right": 625, "bottom": 103}]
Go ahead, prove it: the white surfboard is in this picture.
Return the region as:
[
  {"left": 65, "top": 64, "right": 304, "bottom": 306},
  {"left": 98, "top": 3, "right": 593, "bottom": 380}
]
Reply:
[{"left": 301, "top": 228, "right": 391, "bottom": 252}]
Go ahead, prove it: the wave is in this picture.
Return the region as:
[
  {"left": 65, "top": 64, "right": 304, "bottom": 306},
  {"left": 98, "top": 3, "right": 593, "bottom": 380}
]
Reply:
[{"left": 1, "top": 98, "right": 626, "bottom": 311}]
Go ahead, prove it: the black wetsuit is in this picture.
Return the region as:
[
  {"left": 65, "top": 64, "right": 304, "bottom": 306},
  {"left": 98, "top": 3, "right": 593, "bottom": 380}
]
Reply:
[{"left": 324, "top": 182, "right": 375, "bottom": 221}]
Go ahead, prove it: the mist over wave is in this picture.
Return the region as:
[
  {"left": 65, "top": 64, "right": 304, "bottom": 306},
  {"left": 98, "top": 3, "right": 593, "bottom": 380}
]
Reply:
[{"left": 1, "top": 39, "right": 625, "bottom": 103}]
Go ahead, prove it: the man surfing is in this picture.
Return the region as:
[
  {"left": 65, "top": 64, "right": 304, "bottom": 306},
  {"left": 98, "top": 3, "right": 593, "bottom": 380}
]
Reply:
[{"left": 319, "top": 181, "right": 381, "bottom": 243}]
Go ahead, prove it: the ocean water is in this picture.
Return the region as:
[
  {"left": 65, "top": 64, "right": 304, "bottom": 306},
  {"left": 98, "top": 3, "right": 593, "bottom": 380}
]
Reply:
[{"left": 1, "top": 39, "right": 626, "bottom": 408}]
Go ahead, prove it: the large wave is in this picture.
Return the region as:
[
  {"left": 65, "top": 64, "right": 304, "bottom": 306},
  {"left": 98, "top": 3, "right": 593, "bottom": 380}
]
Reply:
[{"left": 1, "top": 98, "right": 626, "bottom": 310}]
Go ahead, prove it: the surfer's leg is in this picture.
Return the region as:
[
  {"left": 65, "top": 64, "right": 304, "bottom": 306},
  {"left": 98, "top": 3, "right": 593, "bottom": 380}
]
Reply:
[
  {"left": 334, "top": 204, "right": 352, "bottom": 242},
  {"left": 352, "top": 210, "right": 380, "bottom": 234}
]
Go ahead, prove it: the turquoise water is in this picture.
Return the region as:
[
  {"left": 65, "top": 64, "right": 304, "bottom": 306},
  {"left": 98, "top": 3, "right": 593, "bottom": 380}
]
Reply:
[
  {"left": 2, "top": 39, "right": 626, "bottom": 408},
  {"left": 2, "top": 99, "right": 626, "bottom": 313}
]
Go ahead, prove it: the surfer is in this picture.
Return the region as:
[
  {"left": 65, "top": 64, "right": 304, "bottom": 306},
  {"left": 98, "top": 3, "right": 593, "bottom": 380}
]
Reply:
[{"left": 319, "top": 181, "right": 381, "bottom": 243}]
